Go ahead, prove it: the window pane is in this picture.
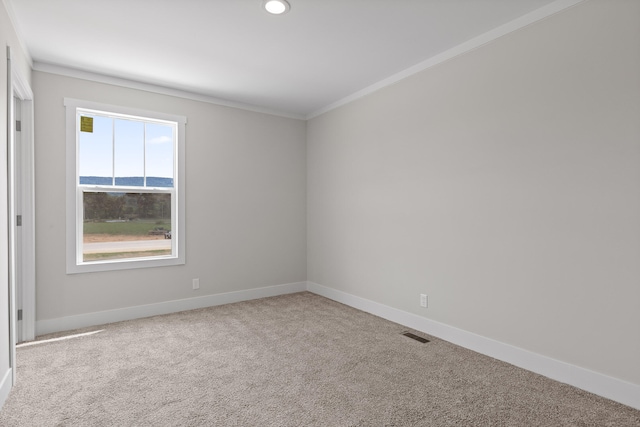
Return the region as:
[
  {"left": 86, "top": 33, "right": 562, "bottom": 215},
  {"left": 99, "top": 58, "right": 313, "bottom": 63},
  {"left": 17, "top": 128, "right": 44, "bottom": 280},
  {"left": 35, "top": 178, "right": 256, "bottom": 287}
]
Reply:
[
  {"left": 114, "top": 119, "right": 144, "bottom": 187},
  {"left": 79, "top": 115, "right": 113, "bottom": 185},
  {"left": 83, "top": 192, "right": 172, "bottom": 262},
  {"left": 145, "top": 123, "right": 174, "bottom": 187}
]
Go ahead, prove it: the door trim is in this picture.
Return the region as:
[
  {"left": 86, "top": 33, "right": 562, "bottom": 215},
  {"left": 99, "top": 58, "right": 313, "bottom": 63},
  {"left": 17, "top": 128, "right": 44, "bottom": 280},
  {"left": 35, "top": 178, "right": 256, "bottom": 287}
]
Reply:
[
  {"left": 12, "top": 69, "right": 35, "bottom": 343},
  {"left": 8, "top": 48, "right": 35, "bottom": 353}
]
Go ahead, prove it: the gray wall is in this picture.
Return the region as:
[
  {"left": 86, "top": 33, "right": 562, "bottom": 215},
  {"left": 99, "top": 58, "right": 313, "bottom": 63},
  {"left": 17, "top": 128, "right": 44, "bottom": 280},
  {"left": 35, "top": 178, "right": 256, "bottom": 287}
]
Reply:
[
  {"left": 307, "top": 0, "right": 640, "bottom": 386},
  {"left": 34, "top": 72, "right": 307, "bottom": 321}
]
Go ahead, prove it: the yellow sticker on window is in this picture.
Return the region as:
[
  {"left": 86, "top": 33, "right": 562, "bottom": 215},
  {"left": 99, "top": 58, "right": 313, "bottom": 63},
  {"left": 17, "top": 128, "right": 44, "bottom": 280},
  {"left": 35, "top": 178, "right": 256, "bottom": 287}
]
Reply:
[{"left": 80, "top": 116, "right": 94, "bottom": 133}]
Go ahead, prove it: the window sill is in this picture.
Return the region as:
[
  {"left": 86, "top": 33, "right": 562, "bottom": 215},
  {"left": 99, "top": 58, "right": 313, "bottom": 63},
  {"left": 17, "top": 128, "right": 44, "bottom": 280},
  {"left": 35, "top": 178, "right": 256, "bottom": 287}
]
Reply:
[{"left": 67, "top": 254, "right": 185, "bottom": 275}]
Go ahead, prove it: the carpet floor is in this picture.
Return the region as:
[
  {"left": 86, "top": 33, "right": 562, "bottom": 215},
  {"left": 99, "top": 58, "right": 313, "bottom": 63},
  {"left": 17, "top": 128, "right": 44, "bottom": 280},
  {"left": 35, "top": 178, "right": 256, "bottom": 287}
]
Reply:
[{"left": 0, "top": 292, "right": 638, "bottom": 426}]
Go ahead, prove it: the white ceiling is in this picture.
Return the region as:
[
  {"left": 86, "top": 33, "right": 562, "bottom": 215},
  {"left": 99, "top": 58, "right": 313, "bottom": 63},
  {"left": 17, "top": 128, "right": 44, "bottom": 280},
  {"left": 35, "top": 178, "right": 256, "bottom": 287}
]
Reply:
[{"left": 6, "top": 0, "right": 564, "bottom": 118}]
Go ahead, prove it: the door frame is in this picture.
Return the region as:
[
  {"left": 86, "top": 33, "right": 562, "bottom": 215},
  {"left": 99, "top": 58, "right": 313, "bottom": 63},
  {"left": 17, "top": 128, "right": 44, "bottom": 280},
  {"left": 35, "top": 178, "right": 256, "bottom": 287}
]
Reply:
[
  {"left": 13, "top": 70, "right": 35, "bottom": 344},
  {"left": 7, "top": 47, "right": 35, "bottom": 365}
]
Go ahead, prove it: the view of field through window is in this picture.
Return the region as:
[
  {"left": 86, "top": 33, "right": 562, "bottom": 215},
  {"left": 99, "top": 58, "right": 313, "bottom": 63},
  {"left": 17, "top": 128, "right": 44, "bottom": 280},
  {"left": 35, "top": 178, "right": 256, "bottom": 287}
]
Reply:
[
  {"left": 83, "top": 192, "right": 172, "bottom": 262},
  {"left": 78, "top": 111, "right": 176, "bottom": 263}
]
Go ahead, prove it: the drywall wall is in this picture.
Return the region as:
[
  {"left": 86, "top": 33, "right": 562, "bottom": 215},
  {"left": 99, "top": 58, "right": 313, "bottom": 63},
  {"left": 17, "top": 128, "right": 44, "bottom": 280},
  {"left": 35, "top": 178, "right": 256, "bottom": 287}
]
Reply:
[
  {"left": 34, "top": 71, "right": 306, "bottom": 322},
  {"left": 307, "top": 0, "right": 640, "bottom": 387},
  {"left": 1, "top": 0, "right": 31, "bottom": 405}
]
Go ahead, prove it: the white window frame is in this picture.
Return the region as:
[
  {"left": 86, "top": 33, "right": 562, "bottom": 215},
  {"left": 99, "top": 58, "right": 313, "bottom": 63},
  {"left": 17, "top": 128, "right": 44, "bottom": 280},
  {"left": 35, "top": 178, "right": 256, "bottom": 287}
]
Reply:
[{"left": 65, "top": 98, "right": 186, "bottom": 274}]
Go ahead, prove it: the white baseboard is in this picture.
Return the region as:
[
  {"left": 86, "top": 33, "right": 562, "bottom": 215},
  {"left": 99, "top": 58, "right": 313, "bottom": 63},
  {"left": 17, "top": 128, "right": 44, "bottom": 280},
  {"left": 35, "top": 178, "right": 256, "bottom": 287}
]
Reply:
[
  {"left": 32, "top": 280, "right": 639, "bottom": 410},
  {"left": 306, "top": 281, "right": 640, "bottom": 411},
  {"left": 0, "top": 368, "right": 12, "bottom": 411},
  {"left": 36, "top": 281, "right": 307, "bottom": 336}
]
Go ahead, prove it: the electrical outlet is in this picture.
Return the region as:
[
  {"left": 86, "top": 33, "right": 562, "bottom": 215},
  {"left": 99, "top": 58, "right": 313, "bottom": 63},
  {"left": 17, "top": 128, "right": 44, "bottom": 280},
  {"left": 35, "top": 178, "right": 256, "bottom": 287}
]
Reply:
[
  {"left": 192, "top": 278, "right": 200, "bottom": 290},
  {"left": 420, "top": 294, "right": 428, "bottom": 308}
]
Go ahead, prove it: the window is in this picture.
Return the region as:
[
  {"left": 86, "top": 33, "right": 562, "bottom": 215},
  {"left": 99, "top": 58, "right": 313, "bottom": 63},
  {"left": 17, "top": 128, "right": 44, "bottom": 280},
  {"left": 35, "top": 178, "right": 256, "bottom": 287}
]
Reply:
[{"left": 65, "top": 99, "right": 186, "bottom": 273}]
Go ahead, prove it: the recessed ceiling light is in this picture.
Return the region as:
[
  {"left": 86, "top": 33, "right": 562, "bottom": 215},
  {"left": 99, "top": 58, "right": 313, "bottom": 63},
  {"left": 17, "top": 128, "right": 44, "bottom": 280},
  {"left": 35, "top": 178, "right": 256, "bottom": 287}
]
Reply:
[{"left": 263, "top": 0, "right": 290, "bottom": 15}]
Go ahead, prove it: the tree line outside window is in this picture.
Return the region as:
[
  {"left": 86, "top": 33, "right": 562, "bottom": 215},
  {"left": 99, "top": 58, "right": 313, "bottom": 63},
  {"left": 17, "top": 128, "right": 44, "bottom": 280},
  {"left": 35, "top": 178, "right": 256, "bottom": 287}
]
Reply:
[{"left": 83, "top": 192, "right": 171, "bottom": 222}]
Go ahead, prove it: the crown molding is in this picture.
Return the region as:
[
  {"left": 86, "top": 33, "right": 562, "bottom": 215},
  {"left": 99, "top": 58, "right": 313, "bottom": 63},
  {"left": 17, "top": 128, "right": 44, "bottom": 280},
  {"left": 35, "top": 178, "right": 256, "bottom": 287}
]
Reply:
[
  {"left": 307, "top": 0, "right": 586, "bottom": 120},
  {"left": 18, "top": 0, "right": 585, "bottom": 122},
  {"left": 33, "top": 61, "right": 306, "bottom": 120}
]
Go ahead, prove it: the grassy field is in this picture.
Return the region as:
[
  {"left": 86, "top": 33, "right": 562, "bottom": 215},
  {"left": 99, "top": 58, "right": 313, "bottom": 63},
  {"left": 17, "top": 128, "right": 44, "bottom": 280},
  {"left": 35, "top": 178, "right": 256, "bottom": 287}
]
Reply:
[{"left": 84, "top": 219, "right": 170, "bottom": 236}]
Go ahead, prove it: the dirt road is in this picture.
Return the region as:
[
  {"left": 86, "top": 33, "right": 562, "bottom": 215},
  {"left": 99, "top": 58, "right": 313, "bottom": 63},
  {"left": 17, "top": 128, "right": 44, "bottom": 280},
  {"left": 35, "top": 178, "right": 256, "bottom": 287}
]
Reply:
[{"left": 83, "top": 239, "right": 171, "bottom": 254}]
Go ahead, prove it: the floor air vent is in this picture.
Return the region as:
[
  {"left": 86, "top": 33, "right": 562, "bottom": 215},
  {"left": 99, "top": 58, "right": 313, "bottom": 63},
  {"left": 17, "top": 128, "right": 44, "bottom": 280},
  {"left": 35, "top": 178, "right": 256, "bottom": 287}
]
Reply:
[{"left": 402, "top": 332, "right": 430, "bottom": 343}]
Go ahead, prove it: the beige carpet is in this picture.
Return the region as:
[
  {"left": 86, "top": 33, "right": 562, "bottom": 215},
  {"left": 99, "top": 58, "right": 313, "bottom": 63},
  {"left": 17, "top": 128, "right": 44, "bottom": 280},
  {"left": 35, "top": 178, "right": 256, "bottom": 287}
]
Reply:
[{"left": 0, "top": 292, "right": 638, "bottom": 426}]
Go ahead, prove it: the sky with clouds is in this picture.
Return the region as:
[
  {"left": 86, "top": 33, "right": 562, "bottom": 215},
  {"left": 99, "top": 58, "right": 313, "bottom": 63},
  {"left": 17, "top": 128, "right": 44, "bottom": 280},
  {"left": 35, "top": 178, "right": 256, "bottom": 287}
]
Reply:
[{"left": 79, "top": 114, "right": 175, "bottom": 184}]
